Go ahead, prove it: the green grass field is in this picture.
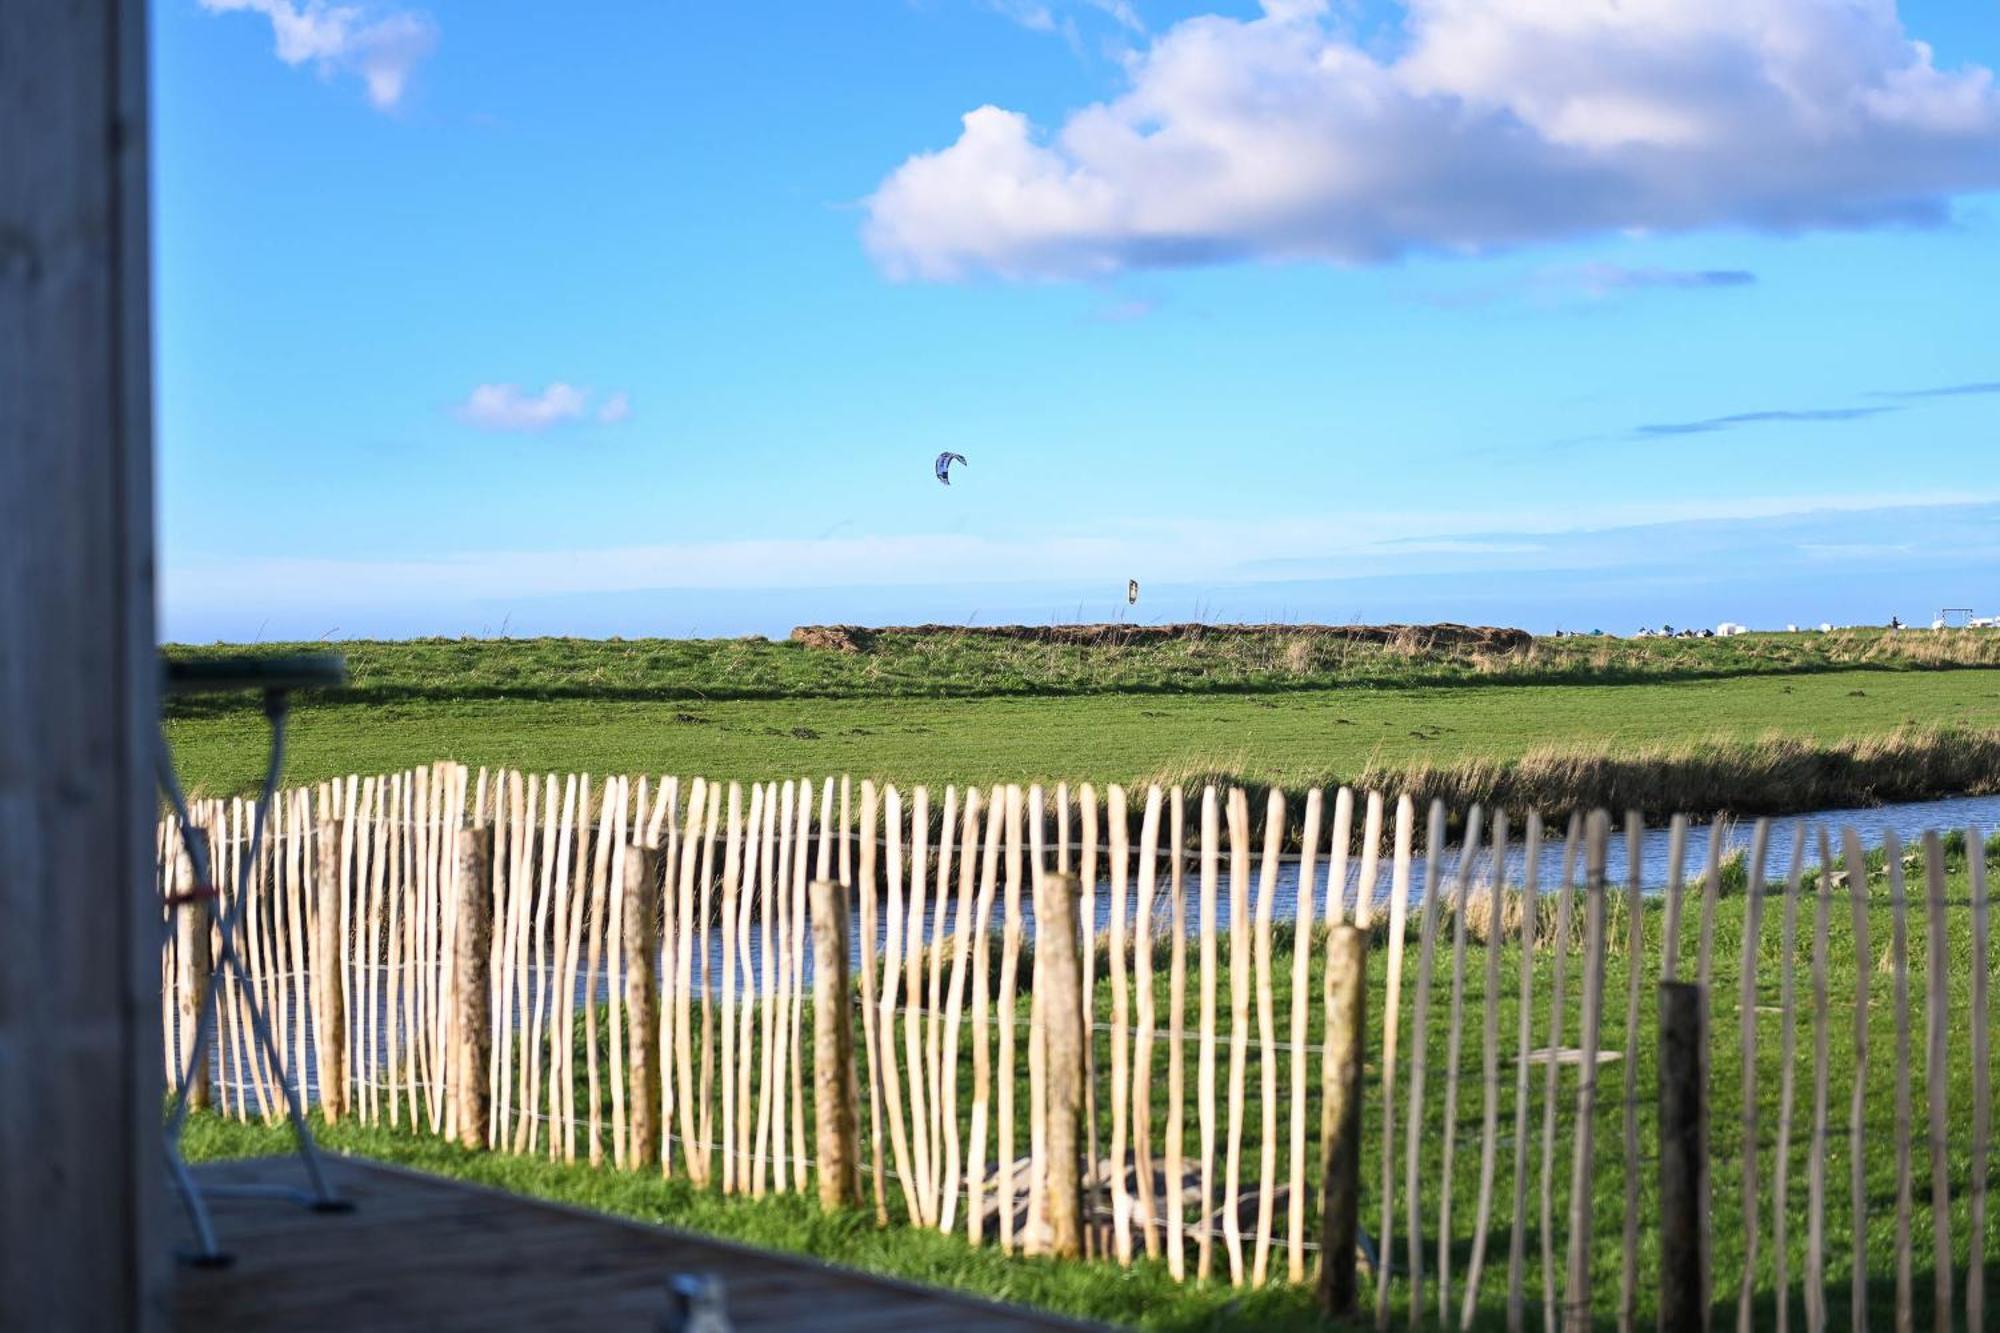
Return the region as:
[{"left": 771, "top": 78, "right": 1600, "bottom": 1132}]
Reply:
[
  {"left": 161, "top": 626, "right": 2000, "bottom": 705},
  {"left": 160, "top": 625, "right": 2000, "bottom": 1325},
  {"left": 186, "top": 841, "right": 1997, "bottom": 1330},
  {"left": 163, "top": 633, "right": 2000, "bottom": 814}
]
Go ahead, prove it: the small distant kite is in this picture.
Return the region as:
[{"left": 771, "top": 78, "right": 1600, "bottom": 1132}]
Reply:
[
  {"left": 1127, "top": 579, "right": 1140, "bottom": 605},
  {"left": 934, "top": 452, "right": 967, "bottom": 485}
]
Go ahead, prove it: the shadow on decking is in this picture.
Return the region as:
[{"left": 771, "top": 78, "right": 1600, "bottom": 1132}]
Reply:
[{"left": 171, "top": 1156, "right": 1090, "bottom": 1332}]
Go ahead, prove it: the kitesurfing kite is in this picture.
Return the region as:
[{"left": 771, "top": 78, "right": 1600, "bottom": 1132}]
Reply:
[
  {"left": 934, "top": 451, "right": 967, "bottom": 485},
  {"left": 1127, "top": 579, "right": 1140, "bottom": 606}
]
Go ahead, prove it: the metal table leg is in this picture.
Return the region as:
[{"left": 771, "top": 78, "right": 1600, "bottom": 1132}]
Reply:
[{"left": 159, "top": 686, "right": 351, "bottom": 1266}]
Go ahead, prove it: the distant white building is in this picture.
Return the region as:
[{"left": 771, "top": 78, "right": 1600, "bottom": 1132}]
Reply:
[{"left": 1716, "top": 622, "right": 1747, "bottom": 637}]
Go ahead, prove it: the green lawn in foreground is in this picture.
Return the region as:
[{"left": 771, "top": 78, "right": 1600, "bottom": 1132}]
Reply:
[
  {"left": 164, "top": 666, "right": 2000, "bottom": 799},
  {"left": 186, "top": 846, "right": 1998, "bottom": 1330}
]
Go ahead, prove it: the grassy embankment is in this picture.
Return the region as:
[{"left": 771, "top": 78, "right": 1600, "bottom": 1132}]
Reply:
[
  {"left": 189, "top": 836, "right": 1998, "bottom": 1331},
  {"left": 162, "top": 630, "right": 2000, "bottom": 817}
]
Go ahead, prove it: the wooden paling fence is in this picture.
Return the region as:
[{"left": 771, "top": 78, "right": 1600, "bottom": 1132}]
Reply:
[{"left": 159, "top": 765, "right": 1997, "bottom": 1328}]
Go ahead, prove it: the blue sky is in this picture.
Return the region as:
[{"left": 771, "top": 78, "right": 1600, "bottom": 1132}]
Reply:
[{"left": 155, "top": 1, "right": 2000, "bottom": 641}]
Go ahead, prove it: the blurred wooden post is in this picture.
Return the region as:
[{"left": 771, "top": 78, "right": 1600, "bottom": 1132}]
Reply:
[
  {"left": 1041, "top": 870, "right": 1086, "bottom": 1260},
  {"left": 1318, "top": 926, "right": 1366, "bottom": 1317},
  {"left": 810, "top": 878, "right": 860, "bottom": 1210},
  {"left": 174, "top": 836, "right": 213, "bottom": 1111},
  {"left": 314, "top": 819, "right": 348, "bottom": 1122},
  {"left": 624, "top": 842, "right": 663, "bottom": 1170},
  {"left": 1658, "top": 981, "right": 1708, "bottom": 1333},
  {"left": 1, "top": 4, "right": 162, "bottom": 1322},
  {"left": 451, "top": 825, "right": 494, "bottom": 1149}
]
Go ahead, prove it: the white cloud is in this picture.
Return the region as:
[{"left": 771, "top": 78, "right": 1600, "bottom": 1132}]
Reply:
[
  {"left": 199, "top": 0, "right": 437, "bottom": 109},
  {"left": 1085, "top": 0, "right": 1144, "bottom": 33},
  {"left": 867, "top": 0, "right": 2000, "bottom": 280},
  {"left": 990, "top": 1, "right": 1061, "bottom": 34},
  {"left": 456, "top": 382, "right": 632, "bottom": 433},
  {"left": 1426, "top": 262, "right": 1756, "bottom": 308},
  {"left": 1559, "top": 264, "right": 1756, "bottom": 297},
  {"left": 988, "top": 0, "right": 1144, "bottom": 40},
  {"left": 163, "top": 490, "right": 2000, "bottom": 615}
]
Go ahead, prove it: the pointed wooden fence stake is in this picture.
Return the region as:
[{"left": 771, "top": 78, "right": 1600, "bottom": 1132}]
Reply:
[{"left": 1563, "top": 811, "right": 1610, "bottom": 1333}]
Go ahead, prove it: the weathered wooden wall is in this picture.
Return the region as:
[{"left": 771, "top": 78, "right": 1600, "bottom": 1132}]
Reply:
[{"left": 0, "top": 0, "right": 162, "bottom": 1327}]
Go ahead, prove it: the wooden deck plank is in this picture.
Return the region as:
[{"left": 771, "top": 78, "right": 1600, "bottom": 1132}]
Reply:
[{"left": 171, "top": 1157, "right": 1091, "bottom": 1331}]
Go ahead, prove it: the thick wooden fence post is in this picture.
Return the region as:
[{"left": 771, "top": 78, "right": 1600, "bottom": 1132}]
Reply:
[
  {"left": 1042, "top": 870, "right": 1086, "bottom": 1260},
  {"left": 810, "top": 878, "right": 860, "bottom": 1210},
  {"left": 1319, "top": 925, "right": 1366, "bottom": 1317},
  {"left": 1658, "top": 980, "right": 1708, "bottom": 1333},
  {"left": 624, "top": 842, "right": 663, "bottom": 1170},
  {"left": 314, "top": 819, "right": 348, "bottom": 1122},
  {"left": 452, "top": 825, "right": 494, "bottom": 1150},
  {"left": 173, "top": 835, "right": 213, "bottom": 1111}
]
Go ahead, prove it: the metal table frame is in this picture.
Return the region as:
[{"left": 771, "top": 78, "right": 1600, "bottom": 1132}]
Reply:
[{"left": 157, "top": 654, "right": 354, "bottom": 1266}]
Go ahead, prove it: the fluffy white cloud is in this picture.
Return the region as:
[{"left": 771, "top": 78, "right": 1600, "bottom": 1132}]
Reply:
[
  {"left": 456, "top": 383, "right": 631, "bottom": 433},
  {"left": 200, "top": 0, "right": 437, "bottom": 109},
  {"left": 866, "top": 0, "right": 2000, "bottom": 279}
]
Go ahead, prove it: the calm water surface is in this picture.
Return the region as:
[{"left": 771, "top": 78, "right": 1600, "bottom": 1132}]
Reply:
[{"left": 1036, "top": 791, "right": 2000, "bottom": 944}]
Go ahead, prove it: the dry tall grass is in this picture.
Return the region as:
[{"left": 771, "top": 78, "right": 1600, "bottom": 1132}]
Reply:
[{"left": 1145, "top": 726, "right": 2000, "bottom": 834}]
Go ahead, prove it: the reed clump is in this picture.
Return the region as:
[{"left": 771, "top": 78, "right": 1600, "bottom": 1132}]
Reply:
[
  {"left": 1452, "top": 887, "right": 1524, "bottom": 947},
  {"left": 1386, "top": 725, "right": 2000, "bottom": 821},
  {"left": 1147, "top": 726, "right": 2000, "bottom": 836}
]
